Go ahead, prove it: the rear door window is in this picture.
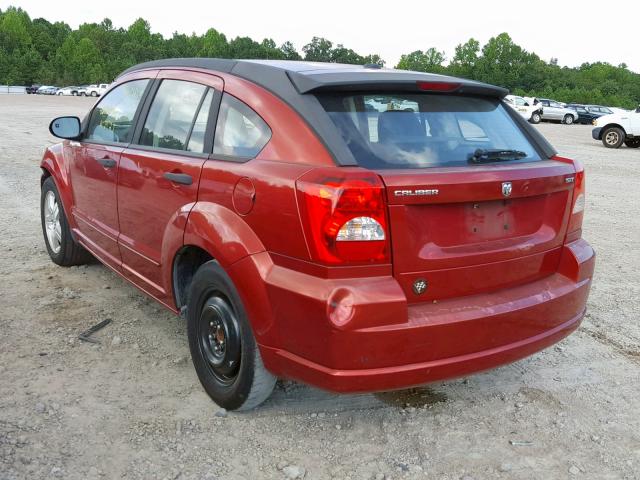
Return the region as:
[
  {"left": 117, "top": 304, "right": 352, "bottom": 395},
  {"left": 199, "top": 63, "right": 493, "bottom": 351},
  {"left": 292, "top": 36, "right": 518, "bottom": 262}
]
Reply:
[
  {"left": 85, "top": 79, "right": 149, "bottom": 144},
  {"left": 213, "top": 93, "right": 271, "bottom": 159},
  {"left": 317, "top": 93, "right": 542, "bottom": 169},
  {"left": 186, "top": 89, "right": 214, "bottom": 153},
  {"left": 139, "top": 80, "right": 209, "bottom": 152}
]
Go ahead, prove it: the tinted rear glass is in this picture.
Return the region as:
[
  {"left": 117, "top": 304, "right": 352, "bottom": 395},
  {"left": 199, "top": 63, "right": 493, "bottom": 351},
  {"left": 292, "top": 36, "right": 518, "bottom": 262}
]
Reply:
[{"left": 317, "top": 93, "right": 541, "bottom": 169}]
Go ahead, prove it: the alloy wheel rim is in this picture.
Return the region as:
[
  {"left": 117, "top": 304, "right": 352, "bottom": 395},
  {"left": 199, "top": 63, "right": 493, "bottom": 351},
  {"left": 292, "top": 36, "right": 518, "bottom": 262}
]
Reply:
[
  {"left": 606, "top": 131, "right": 619, "bottom": 145},
  {"left": 44, "top": 190, "right": 62, "bottom": 254}
]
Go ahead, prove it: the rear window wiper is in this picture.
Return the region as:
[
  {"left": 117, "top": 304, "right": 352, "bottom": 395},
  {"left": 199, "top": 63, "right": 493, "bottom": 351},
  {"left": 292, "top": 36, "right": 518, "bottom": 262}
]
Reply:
[{"left": 468, "top": 148, "right": 528, "bottom": 164}]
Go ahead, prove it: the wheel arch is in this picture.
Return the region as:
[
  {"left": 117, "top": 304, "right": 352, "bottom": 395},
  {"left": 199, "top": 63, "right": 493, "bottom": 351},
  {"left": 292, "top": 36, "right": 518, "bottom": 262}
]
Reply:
[
  {"left": 172, "top": 245, "right": 213, "bottom": 311},
  {"left": 599, "top": 123, "right": 627, "bottom": 139},
  {"left": 170, "top": 202, "right": 266, "bottom": 311},
  {"left": 40, "top": 144, "right": 75, "bottom": 229}
]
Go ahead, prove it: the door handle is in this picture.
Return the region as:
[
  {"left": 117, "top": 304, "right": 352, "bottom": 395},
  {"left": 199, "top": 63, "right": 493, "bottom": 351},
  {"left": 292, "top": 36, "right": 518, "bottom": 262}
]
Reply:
[
  {"left": 163, "top": 172, "right": 193, "bottom": 185},
  {"left": 97, "top": 157, "right": 116, "bottom": 168}
]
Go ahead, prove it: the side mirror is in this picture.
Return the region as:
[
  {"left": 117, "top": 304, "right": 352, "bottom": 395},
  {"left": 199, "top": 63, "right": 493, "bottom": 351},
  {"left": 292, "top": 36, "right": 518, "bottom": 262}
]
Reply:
[{"left": 49, "top": 116, "right": 81, "bottom": 140}]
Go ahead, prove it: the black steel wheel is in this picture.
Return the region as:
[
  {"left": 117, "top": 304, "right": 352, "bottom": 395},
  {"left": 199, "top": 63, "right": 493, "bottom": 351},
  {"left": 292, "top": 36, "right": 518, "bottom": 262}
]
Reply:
[
  {"left": 197, "top": 294, "right": 242, "bottom": 384},
  {"left": 186, "top": 260, "right": 276, "bottom": 411}
]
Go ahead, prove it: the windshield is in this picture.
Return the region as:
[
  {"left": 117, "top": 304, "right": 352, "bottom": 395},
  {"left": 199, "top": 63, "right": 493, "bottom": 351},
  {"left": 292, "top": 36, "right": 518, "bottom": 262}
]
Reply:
[{"left": 317, "top": 93, "right": 542, "bottom": 169}]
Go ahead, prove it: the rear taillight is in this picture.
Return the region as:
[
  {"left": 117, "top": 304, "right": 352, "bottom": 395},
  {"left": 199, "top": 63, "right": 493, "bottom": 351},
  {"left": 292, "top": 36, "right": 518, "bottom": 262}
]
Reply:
[
  {"left": 567, "top": 164, "right": 585, "bottom": 242},
  {"left": 296, "top": 168, "right": 389, "bottom": 265}
]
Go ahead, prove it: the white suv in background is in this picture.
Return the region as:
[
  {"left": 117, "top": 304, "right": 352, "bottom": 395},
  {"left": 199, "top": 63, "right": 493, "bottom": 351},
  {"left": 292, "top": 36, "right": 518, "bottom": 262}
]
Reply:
[
  {"left": 83, "top": 84, "right": 109, "bottom": 97},
  {"left": 592, "top": 108, "right": 640, "bottom": 148},
  {"left": 504, "top": 95, "right": 543, "bottom": 124}
]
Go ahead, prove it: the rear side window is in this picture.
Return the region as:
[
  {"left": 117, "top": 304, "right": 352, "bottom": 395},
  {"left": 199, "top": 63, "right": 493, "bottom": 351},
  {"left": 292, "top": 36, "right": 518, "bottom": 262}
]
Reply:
[
  {"left": 139, "top": 80, "right": 208, "bottom": 152},
  {"left": 187, "top": 89, "right": 214, "bottom": 153},
  {"left": 317, "top": 93, "right": 542, "bottom": 169},
  {"left": 86, "top": 79, "right": 149, "bottom": 144},
  {"left": 213, "top": 93, "right": 271, "bottom": 159}
]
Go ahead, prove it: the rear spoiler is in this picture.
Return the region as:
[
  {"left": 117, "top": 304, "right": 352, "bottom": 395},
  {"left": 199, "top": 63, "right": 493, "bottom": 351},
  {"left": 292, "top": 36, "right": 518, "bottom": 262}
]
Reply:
[{"left": 287, "top": 70, "right": 509, "bottom": 98}]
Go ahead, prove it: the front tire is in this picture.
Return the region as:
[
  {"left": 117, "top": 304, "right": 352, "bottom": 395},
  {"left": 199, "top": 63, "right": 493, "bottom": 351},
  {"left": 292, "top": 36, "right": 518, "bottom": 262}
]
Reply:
[
  {"left": 90, "top": 91, "right": 98, "bottom": 97},
  {"left": 530, "top": 112, "right": 541, "bottom": 124},
  {"left": 41, "top": 177, "right": 91, "bottom": 266},
  {"left": 602, "top": 127, "right": 625, "bottom": 148},
  {"left": 186, "top": 260, "right": 276, "bottom": 411},
  {"left": 563, "top": 114, "right": 575, "bottom": 125},
  {"left": 624, "top": 139, "right": 640, "bottom": 148}
]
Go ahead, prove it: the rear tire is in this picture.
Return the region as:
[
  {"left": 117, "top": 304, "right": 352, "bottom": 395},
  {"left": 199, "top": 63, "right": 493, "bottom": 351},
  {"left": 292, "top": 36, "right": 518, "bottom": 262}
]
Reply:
[
  {"left": 90, "top": 91, "right": 97, "bottom": 97},
  {"left": 602, "top": 127, "right": 625, "bottom": 148},
  {"left": 41, "top": 177, "right": 92, "bottom": 266},
  {"left": 563, "top": 114, "right": 575, "bottom": 125},
  {"left": 624, "top": 139, "right": 640, "bottom": 148},
  {"left": 186, "top": 260, "right": 276, "bottom": 411},
  {"left": 530, "top": 112, "right": 541, "bottom": 124}
]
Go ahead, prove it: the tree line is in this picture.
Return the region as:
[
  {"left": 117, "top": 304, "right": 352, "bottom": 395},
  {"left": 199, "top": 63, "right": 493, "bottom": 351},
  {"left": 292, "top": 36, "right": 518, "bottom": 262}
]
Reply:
[{"left": 1, "top": 6, "right": 639, "bottom": 109}]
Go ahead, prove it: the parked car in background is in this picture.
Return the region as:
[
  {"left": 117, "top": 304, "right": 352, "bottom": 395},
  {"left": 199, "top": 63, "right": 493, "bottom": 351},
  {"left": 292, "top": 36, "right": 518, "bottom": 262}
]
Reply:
[
  {"left": 26, "top": 84, "right": 41, "bottom": 94},
  {"left": 538, "top": 98, "right": 579, "bottom": 124},
  {"left": 592, "top": 110, "right": 640, "bottom": 148},
  {"left": 41, "top": 59, "right": 595, "bottom": 410},
  {"left": 588, "top": 105, "right": 613, "bottom": 116},
  {"left": 56, "top": 86, "right": 80, "bottom": 96},
  {"left": 504, "top": 95, "right": 542, "bottom": 123},
  {"left": 565, "top": 104, "right": 611, "bottom": 125},
  {"left": 608, "top": 107, "right": 630, "bottom": 115},
  {"left": 37, "top": 86, "right": 59, "bottom": 95},
  {"left": 84, "top": 83, "right": 109, "bottom": 96}
]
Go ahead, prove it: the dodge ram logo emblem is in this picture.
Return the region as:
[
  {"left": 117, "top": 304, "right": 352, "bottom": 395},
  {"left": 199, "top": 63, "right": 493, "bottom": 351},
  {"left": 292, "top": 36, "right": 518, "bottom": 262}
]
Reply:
[
  {"left": 412, "top": 278, "right": 428, "bottom": 295},
  {"left": 502, "top": 182, "right": 512, "bottom": 197}
]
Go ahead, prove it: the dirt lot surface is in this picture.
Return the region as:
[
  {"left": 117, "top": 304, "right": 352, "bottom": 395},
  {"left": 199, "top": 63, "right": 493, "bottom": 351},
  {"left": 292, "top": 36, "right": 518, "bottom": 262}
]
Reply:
[{"left": 0, "top": 95, "right": 638, "bottom": 480}]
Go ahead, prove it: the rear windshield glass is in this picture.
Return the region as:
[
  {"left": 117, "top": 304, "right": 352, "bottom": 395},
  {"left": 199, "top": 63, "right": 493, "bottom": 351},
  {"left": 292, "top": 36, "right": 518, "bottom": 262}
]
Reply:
[{"left": 317, "top": 93, "right": 542, "bottom": 169}]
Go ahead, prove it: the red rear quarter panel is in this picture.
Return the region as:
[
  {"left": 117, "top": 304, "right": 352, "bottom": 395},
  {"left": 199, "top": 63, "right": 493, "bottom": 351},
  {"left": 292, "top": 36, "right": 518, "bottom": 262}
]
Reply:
[{"left": 182, "top": 70, "right": 336, "bottom": 284}]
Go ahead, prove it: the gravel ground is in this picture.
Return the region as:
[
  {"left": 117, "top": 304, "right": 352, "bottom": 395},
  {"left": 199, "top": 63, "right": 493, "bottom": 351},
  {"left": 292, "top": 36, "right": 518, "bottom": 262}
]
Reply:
[{"left": 0, "top": 95, "right": 638, "bottom": 480}]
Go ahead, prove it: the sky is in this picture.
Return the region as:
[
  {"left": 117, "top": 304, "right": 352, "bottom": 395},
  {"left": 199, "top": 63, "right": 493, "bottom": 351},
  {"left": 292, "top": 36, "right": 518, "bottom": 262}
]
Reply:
[{"left": 3, "top": 0, "right": 639, "bottom": 72}]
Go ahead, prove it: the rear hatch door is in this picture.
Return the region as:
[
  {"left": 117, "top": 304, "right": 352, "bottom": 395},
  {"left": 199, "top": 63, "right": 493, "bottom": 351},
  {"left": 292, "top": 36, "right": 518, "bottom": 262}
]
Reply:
[{"left": 380, "top": 160, "right": 576, "bottom": 302}]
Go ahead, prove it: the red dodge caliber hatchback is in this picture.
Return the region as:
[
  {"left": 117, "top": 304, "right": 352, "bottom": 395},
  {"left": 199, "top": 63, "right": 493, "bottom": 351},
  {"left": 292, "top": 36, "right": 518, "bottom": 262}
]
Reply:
[{"left": 42, "top": 59, "right": 595, "bottom": 410}]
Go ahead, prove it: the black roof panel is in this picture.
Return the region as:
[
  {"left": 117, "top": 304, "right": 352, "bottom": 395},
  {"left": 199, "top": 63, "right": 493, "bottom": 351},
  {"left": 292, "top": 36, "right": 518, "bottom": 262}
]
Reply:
[
  {"left": 119, "top": 58, "right": 508, "bottom": 97},
  {"left": 117, "top": 58, "right": 555, "bottom": 164}
]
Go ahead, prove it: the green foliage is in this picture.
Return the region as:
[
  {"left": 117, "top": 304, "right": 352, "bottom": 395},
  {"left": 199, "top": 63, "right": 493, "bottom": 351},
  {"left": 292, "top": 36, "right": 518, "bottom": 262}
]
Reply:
[
  {"left": 397, "top": 48, "right": 446, "bottom": 73},
  {"left": 300, "top": 36, "right": 383, "bottom": 65},
  {"left": 0, "top": 7, "right": 637, "bottom": 108},
  {"left": 395, "top": 33, "right": 639, "bottom": 109}
]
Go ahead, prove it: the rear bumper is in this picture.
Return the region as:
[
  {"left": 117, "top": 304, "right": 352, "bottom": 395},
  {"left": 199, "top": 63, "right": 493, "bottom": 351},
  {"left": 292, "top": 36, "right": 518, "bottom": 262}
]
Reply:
[
  {"left": 234, "top": 239, "right": 595, "bottom": 393},
  {"left": 261, "top": 310, "right": 584, "bottom": 393},
  {"left": 592, "top": 127, "right": 602, "bottom": 140}
]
